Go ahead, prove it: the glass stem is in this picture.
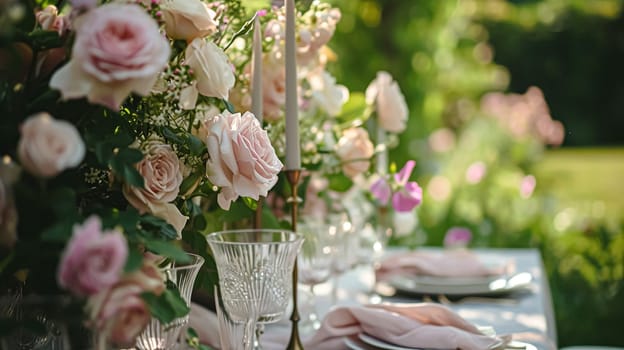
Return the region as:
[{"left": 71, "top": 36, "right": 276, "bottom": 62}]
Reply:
[{"left": 243, "top": 318, "right": 256, "bottom": 350}]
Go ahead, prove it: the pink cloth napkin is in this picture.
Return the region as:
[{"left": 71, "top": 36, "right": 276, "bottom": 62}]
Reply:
[
  {"left": 303, "top": 303, "right": 502, "bottom": 350},
  {"left": 190, "top": 302, "right": 503, "bottom": 350},
  {"left": 376, "top": 249, "right": 506, "bottom": 282}
]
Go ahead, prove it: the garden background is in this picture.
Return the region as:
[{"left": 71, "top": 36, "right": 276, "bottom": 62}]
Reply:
[{"left": 319, "top": 0, "right": 623, "bottom": 347}]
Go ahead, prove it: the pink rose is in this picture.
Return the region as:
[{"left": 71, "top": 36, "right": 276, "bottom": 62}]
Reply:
[
  {"left": 296, "top": 8, "right": 341, "bottom": 65},
  {"left": 122, "top": 141, "right": 187, "bottom": 238},
  {"left": 366, "top": 71, "right": 409, "bottom": 133},
  {"left": 36, "top": 5, "right": 67, "bottom": 36},
  {"left": 184, "top": 38, "right": 235, "bottom": 101},
  {"left": 18, "top": 113, "right": 85, "bottom": 178},
  {"left": 335, "top": 127, "right": 374, "bottom": 178},
  {"left": 58, "top": 216, "right": 128, "bottom": 296},
  {"left": 161, "top": 0, "right": 218, "bottom": 41},
  {"left": 122, "top": 260, "right": 166, "bottom": 296},
  {"left": 50, "top": 3, "right": 170, "bottom": 110},
  {"left": 261, "top": 56, "right": 286, "bottom": 121},
  {"left": 205, "top": 111, "right": 283, "bottom": 210},
  {"left": 88, "top": 283, "right": 150, "bottom": 348}
]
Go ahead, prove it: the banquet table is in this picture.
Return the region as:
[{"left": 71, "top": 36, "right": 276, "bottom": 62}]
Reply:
[{"left": 282, "top": 247, "right": 558, "bottom": 350}]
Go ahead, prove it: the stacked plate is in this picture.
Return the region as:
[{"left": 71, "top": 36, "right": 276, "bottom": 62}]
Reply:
[
  {"left": 387, "top": 271, "right": 533, "bottom": 297},
  {"left": 344, "top": 332, "right": 537, "bottom": 350}
]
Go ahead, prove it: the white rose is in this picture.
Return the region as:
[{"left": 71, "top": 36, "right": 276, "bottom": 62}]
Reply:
[
  {"left": 160, "top": 0, "right": 218, "bottom": 41},
  {"left": 307, "top": 69, "right": 349, "bottom": 117},
  {"left": 17, "top": 113, "right": 85, "bottom": 178},
  {"left": 205, "top": 111, "right": 283, "bottom": 210},
  {"left": 184, "top": 38, "right": 235, "bottom": 101},
  {"left": 365, "top": 71, "right": 409, "bottom": 133},
  {"left": 335, "top": 127, "right": 374, "bottom": 178},
  {"left": 122, "top": 141, "right": 187, "bottom": 238}
]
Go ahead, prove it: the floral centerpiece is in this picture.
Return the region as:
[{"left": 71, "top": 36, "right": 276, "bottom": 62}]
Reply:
[{"left": 1, "top": 0, "right": 423, "bottom": 347}]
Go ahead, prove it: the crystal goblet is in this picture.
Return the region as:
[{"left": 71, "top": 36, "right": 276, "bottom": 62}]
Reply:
[
  {"left": 134, "top": 253, "right": 204, "bottom": 350},
  {"left": 297, "top": 220, "right": 333, "bottom": 334},
  {"left": 206, "top": 229, "right": 303, "bottom": 350}
]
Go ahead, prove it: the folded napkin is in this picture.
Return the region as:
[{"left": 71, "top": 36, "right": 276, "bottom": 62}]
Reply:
[
  {"left": 304, "top": 303, "right": 503, "bottom": 350},
  {"left": 189, "top": 302, "right": 503, "bottom": 350},
  {"left": 376, "top": 249, "right": 507, "bottom": 282}
]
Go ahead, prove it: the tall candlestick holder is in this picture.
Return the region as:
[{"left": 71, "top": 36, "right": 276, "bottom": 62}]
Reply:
[{"left": 285, "top": 168, "right": 304, "bottom": 350}]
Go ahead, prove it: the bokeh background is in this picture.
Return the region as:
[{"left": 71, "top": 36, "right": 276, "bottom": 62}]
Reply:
[{"left": 321, "top": 0, "right": 624, "bottom": 347}]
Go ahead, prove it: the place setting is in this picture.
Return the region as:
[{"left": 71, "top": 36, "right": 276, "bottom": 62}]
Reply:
[{"left": 372, "top": 248, "right": 534, "bottom": 300}]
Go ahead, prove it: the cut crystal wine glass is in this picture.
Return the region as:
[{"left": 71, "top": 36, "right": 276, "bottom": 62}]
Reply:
[{"left": 206, "top": 229, "right": 303, "bottom": 350}]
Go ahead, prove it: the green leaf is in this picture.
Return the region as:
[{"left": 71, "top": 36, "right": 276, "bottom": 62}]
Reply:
[
  {"left": 27, "top": 30, "right": 62, "bottom": 50},
  {"left": 121, "top": 164, "right": 144, "bottom": 188},
  {"left": 327, "top": 173, "right": 354, "bottom": 192},
  {"left": 95, "top": 141, "right": 114, "bottom": 164},
  {"left": 162, "top": 126, "right": 185, "bottom": 144},
  {"left": 142, "top": 292, "right": 176, "bottom": 324},
  {"left": 142, "top": 285, "right": 190, "bottom": 324},
  {"left": 221, "top": 200, "right": 252, "bottom": 222},
  {"left": 116, "top": 147, "right": 144, "bottom": 164},
  {"left": 261, "top": 207, "right": 281, "bottom": 229},
  {"left": 223, "top": 99, "right": 235, "bottom": 113},
  {"left": 41, "top": 219, "right": 77, "bottom": 242},
  {"left": 27, "top": 90, "right": 60, "bottom": 113},
  {"left": 242, "top": 197, "right": 257, "bottom": 210},
  {"left": 144, "top": 240, "right": 191, "bottom": 263},
  {"left": 180, "top": 171, "right": 203, "bottom": 196},
  {"left": 48, "top": 188, "right": 77, "bottom": 217},
  {"left": 187, "top": 134, "right": 206, "bottom": 156},
  {"left": 139, "top": 215, "right": 177, "bottom": 240},
  {"left": 124, "top": 246, "right": 143, "bottom": 273}
]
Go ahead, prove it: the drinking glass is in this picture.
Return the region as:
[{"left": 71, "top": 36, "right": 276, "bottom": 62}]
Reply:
[
  {"left": 206, "top": 229, "right": 303, "bottom": 350},
  {"left": 135, "top": 253, "right": 204, "bottom": 350},
  {"left": 297, "top": 220, "right": 333, "bottom": 333},
  {"left": 327, "top": 213, "right": 356, "bottom": 304}
]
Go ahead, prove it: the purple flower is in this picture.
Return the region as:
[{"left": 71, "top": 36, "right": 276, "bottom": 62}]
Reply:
[
  {"left": 391, "top": 160, "right": 423, "bottom": 212},
  {"left": 370, "top": 176, "right": 391, "bottom": 205},
  {"left": 444, "top": 227, "right": 472, "bottom": 248}
]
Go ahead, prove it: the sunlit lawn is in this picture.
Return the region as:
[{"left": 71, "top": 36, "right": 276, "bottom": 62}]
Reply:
[{"left": 534, "top": 147, "right": 624, "bottom": 219}]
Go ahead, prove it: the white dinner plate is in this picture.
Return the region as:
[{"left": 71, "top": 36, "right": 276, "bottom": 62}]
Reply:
[
  {"left": 349, "top": 333, "right": 537, "bottom": 350},
  {"left": 388, "top": 272, "right": 533, "bottom": 297}
]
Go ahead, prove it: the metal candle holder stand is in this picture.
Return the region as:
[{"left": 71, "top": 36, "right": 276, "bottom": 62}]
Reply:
[{"left": 284, "top": 169, "right": 304, "bottom": 350}]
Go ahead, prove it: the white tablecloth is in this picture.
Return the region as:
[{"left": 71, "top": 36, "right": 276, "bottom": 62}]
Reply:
[{"left": 269, "top": 247, "right": 557, "bottom": 350}]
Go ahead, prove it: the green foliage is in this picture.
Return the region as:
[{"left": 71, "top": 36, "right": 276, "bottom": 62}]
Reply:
[{"left": 142, "top": 281, "right": 190, "bottom": 325}]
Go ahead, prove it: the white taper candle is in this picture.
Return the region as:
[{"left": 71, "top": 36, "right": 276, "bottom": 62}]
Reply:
[
  {"left": 284, "top": 0, "right": 301, "bottom": 170},
  {"left": 251, "top": 15, "right": 263, "bottom": 123}
]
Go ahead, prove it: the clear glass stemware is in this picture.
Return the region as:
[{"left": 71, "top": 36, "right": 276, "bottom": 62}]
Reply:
[
  {"left": 297, "top": 220, "right": 334, "bottom": 334},
  {"left": 206, "top": 229, "right": 304, "bottom": 350}
]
